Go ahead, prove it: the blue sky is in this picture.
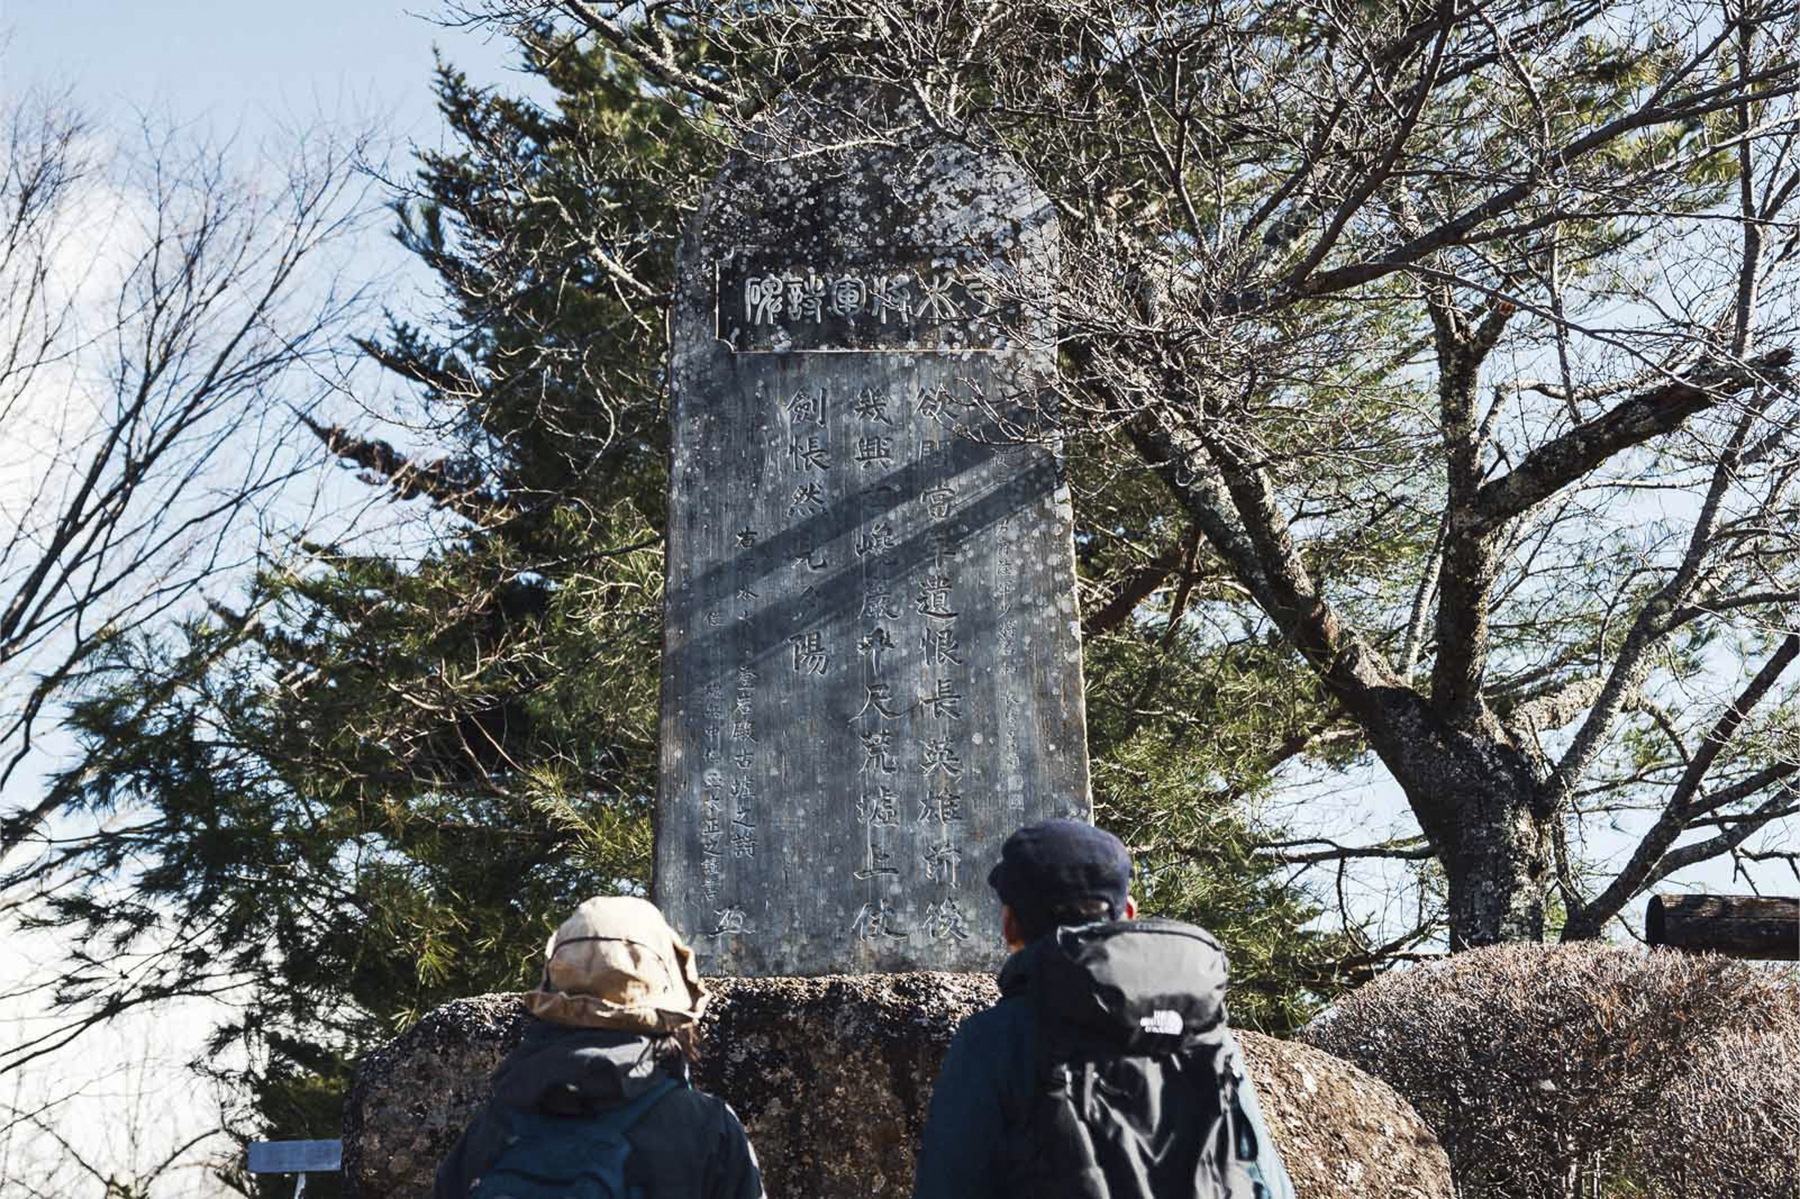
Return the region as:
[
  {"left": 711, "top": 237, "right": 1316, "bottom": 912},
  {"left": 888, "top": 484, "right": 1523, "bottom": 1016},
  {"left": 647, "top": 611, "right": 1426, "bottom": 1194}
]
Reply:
[
  {"left": 5, "top": 0, "right": 529, "bottom": 146},
  {"left": 0, "top": 2, "right": 535, "bottom": 818},
  {"left": 0, "top": 10, "right": 543, "bottom": 1193}
]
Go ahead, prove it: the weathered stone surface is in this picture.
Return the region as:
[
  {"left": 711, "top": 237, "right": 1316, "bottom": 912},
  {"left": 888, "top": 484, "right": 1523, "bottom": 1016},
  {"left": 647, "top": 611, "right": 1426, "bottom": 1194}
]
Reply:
[
  {"left": 1236, "top": 1029, "right": 1454, "bottom": 1199},
  {"left": 342, "top": 993, "right": 534, "bottom": 1199},
  {"left": 691, "top": 973, "right": 998, "bottom": 1197},
  {"left": 344, "top": 978, "right": 1452, "bottom": 1199},
  {"left": 658, "top": 83, "right": 1089, "bottom": 976}
]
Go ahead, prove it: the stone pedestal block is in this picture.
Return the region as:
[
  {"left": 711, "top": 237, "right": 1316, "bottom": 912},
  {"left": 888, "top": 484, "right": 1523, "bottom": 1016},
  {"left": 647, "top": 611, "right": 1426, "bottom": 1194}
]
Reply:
[{"left": 344, "top": 974, "right": 1452, "bottom": 1199}]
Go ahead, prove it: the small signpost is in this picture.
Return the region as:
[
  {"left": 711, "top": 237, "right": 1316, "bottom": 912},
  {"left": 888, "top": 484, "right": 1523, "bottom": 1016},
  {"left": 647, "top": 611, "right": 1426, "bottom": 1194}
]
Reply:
[
  {"left": 248, "top": 1139, "right": 342, "bottom": 1198},
  {"left": 1646, "top": 893, "right": 1799, "bottom": 960}
]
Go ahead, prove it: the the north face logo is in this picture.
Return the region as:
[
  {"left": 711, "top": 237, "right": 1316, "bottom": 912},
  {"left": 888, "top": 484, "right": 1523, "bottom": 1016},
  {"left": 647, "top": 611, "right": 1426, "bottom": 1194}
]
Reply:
[{"left": 1139, "top": 1009, "right": 1183, "bottom": 1035}]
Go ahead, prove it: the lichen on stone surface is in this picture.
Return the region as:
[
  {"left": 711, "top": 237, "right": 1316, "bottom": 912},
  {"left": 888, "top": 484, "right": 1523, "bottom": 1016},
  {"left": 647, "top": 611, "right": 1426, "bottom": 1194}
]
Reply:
[{"left": 345, "top": 974, "right": 1451, "bottom": 1199}]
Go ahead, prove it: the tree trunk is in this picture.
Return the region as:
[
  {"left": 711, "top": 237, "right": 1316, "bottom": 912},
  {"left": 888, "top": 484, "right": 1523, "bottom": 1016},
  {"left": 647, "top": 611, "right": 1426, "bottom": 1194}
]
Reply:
[
  {"left": 1646, "top": 894, "right": 1799, "bottom": 959},
  {"left": 1428, "top": 778, "right": 1556, "bottom": 948},
  {"left": 1440, "top": 802, "right": 1555, "bottom": 943}
]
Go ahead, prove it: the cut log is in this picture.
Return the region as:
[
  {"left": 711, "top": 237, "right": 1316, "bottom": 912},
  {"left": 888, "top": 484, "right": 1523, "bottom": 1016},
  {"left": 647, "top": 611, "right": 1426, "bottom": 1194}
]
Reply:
[{"left": 1646, "top": 893, "right": 1799, "bottom": 960}]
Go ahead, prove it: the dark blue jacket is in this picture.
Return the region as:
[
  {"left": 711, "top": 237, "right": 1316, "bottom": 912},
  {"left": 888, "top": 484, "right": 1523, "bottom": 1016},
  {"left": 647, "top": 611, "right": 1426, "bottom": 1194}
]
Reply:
[{"left": 912, "top": 933, "right": 1297, "bottom": 1199}]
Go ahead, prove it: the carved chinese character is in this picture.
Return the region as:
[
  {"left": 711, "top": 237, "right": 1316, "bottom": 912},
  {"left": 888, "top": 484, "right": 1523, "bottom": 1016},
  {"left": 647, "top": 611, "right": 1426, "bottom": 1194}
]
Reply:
[
  {"left": 921, "top": 626, "right": 964, "bottom": 666},
  {"left": 786, "top": 272, "right": 826, "bottom": 323},
  {"left": 789, "top": 435, "right": 829, "bottom": 472},
  {"left": 923, "top": 484, "right": 957, "bottom": 519},
  {"left": 916, "top": 574, "right": 958, "bottom": 620},
  {"left": 859, "top": 681, "right": 903, "bottom": 720},
  {"left": 788, "top": 386, "right": 826, "bottom": 426},
  {"left": 922, "top": 679, "right": 965, "bottom": 721},
  {"left": 850, "top": 897, "right": 908, "bottom": 940},
  {"left": 745, "top": 272, "right": 785, "bottom": 324},
  {"left": 853, "top": 387, "right": 894, "bottom": 426},
  {"left": 712, "top": 907, "right": 753, "bottom": 936},
  {"left": 736, "top": 526, "right": 758, "bottom": 548},
  {"left": 918, "top": 788, "right": 966, "bottom": 825},
  {"left": 857, "top": 522, "right": 897, "bottom": 557},
  {"left": 829, "top": 274, "right": 869, "bottom": 317},
  {"left": 923, "top": 897, "right": 973, "bottom": 941},
  {"left": 855, "top": 436, "right": 895, "bottom": 469},
  {"left": 792, "top": 550, "right": 829, "bottom": 571},
  {"left": 916, "top": 273, "right": 961, "bottom": 320},
  {"left": 857, "top": 786, "right": 900, "bottom": 828},
  {"left": 921, "top": 841, "right": 963, "bottom": 886},
  {"left": 918, "top": 385, "right": 962, "bottom": 423},
  {"left": 734, "top": 584, "right": 760, "bottom": 605},
  {"left": 789, "top": 631, "right": 829, "bottom": 676},
  {"left": 860, "top": 729, "right": 899, "bottom": 774},
  {"left": 789, "top": 482, "right": 827, "bottom": 516},
  {"left": 855, "top": 832, "right": 900, "bottom": 879},
  {"left": 731, "top": 824, "right": 758, "bottom": 859},
  {"left": 921, "top": 738, "right": 964, "bottom": 778},
  {"left": 927, "top": 528, "right": 955, "bottom": 571},
  {"left": 870, "top": 273, "right": 912, "bottom": 324},
  {"left": 862, "top": 580, "right": 903, "bottom": 620},
  {"left": 732, "top": 746, "right": 754, "bottom": 771},
  {"left": 859, "top": 626, "right": 896, "bottom": 672}
]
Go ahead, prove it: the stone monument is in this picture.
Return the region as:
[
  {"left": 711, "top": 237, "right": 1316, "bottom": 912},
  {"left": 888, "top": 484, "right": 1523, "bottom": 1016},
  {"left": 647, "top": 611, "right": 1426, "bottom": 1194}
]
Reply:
[
  {"left": 345, "top": 88, "right": 1454, "bottom": 1199},
  {"left": 656, "top": 85, "right": 1090, "bottom": 974}
]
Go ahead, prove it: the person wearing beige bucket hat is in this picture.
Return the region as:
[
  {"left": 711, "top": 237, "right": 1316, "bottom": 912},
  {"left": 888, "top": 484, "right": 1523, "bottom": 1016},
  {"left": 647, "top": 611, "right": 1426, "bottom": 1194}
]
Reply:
[{"left": 436, "top": 897, "right": 764, "bottom": 1199}]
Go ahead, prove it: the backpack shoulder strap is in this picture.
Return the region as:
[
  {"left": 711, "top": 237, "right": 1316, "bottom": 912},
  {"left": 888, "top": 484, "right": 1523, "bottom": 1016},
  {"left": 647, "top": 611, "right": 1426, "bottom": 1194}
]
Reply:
[{"left": 1213, "top": 1040, "right": 1271, "bottom": 1199}]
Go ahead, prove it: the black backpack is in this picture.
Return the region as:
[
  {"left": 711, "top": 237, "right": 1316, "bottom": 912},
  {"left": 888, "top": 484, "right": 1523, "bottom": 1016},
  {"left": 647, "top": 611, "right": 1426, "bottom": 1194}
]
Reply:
[{"left": 1006, "top": 919, "right": 1263, "bottom": 1199}]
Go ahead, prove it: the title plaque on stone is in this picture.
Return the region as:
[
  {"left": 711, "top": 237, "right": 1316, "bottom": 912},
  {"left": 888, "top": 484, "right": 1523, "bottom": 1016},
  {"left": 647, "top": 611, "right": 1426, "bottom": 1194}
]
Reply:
[{"left": 656, "top": 86, "right": 1091, "bottom": 975}]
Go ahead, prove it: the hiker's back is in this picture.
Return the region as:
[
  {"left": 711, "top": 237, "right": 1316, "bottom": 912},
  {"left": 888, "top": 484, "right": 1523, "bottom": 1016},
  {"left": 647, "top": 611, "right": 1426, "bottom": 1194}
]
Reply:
[
  {"left": 468, "top": 1076, "right": 680, "bottom": 1199},
  {"left": 1005, "top": 919, "right": 1266, "bottom": 1199},
  {"left": 434, "top": 897, "right": 762, "bottom": 1199}
]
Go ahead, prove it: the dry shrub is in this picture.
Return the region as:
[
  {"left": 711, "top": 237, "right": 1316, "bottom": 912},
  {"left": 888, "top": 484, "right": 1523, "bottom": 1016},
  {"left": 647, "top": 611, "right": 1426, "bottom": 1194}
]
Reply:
[
  {"left": 1631, "top": 1020, "right": 1800, "bottom": 1198},
  {"left": 1298, "top": 943, "right": 1799, "bottom": 1199}
]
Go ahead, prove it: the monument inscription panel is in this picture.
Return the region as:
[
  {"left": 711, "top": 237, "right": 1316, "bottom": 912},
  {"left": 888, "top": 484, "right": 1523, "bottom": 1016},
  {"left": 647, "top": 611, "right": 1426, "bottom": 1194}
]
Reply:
[{"left": 657, "top": 89, "right": 1090, "bottom": 975}]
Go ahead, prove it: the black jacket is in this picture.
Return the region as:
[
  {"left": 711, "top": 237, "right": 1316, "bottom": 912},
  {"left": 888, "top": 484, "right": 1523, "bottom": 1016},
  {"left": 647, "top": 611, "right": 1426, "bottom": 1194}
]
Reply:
[
  {"left": 435, "top": 1019, "right": 763, "bottom": 1199},
  {"left": 912, "top": 921, "right": 1295, "bottom": 1199}
]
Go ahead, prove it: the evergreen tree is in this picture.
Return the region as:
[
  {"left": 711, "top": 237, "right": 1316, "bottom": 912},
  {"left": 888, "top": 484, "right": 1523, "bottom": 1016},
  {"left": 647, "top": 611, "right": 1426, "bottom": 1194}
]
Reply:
[{"left": 13, "top": 29, "right": 1360, "bottom": 1175}]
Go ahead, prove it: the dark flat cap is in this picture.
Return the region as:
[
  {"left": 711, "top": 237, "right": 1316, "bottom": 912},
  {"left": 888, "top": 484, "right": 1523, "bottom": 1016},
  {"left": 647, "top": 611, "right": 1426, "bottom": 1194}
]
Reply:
[{"left": 987, "top": 818, "right": 1132, "bottom": 932}]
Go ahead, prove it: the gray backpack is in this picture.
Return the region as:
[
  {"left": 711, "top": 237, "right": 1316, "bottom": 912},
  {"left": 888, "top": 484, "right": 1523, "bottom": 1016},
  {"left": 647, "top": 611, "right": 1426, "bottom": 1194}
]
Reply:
[{"left": 1007, "top": 919, "right": 1264, "bottom": 1199}]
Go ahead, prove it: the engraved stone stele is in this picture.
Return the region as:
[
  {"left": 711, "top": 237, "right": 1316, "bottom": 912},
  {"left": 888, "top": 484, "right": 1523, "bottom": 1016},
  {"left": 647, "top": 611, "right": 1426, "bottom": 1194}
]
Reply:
[{"left": 656, "top": 83, "right": 1091, "bottom": 976}]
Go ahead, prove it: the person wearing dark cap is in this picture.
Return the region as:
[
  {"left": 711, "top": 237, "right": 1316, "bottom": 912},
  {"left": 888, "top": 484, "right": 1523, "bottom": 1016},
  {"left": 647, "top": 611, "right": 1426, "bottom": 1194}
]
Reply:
[{"left": 912, "top": 819, "right": 1296, "bottom": 1199}]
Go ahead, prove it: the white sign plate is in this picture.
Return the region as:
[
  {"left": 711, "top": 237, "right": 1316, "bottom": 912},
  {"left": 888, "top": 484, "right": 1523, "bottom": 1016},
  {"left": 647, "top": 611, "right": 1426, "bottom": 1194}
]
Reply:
[{"left": 248, "top": 1140, "right": 342, "bottom": 1173}]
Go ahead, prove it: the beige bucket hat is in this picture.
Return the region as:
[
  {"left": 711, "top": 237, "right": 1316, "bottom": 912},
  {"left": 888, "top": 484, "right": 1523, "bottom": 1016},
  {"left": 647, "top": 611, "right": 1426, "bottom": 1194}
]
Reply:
[{"left": 525, "top": 896, "right": 709, "bottom": 1033}]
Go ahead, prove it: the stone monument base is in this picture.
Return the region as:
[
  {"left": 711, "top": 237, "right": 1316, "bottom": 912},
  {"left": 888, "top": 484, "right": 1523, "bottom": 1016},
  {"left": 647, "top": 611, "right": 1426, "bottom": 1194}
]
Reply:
[{"left": 343, "top": 973, "right": 1452, "bottom": 1199}]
